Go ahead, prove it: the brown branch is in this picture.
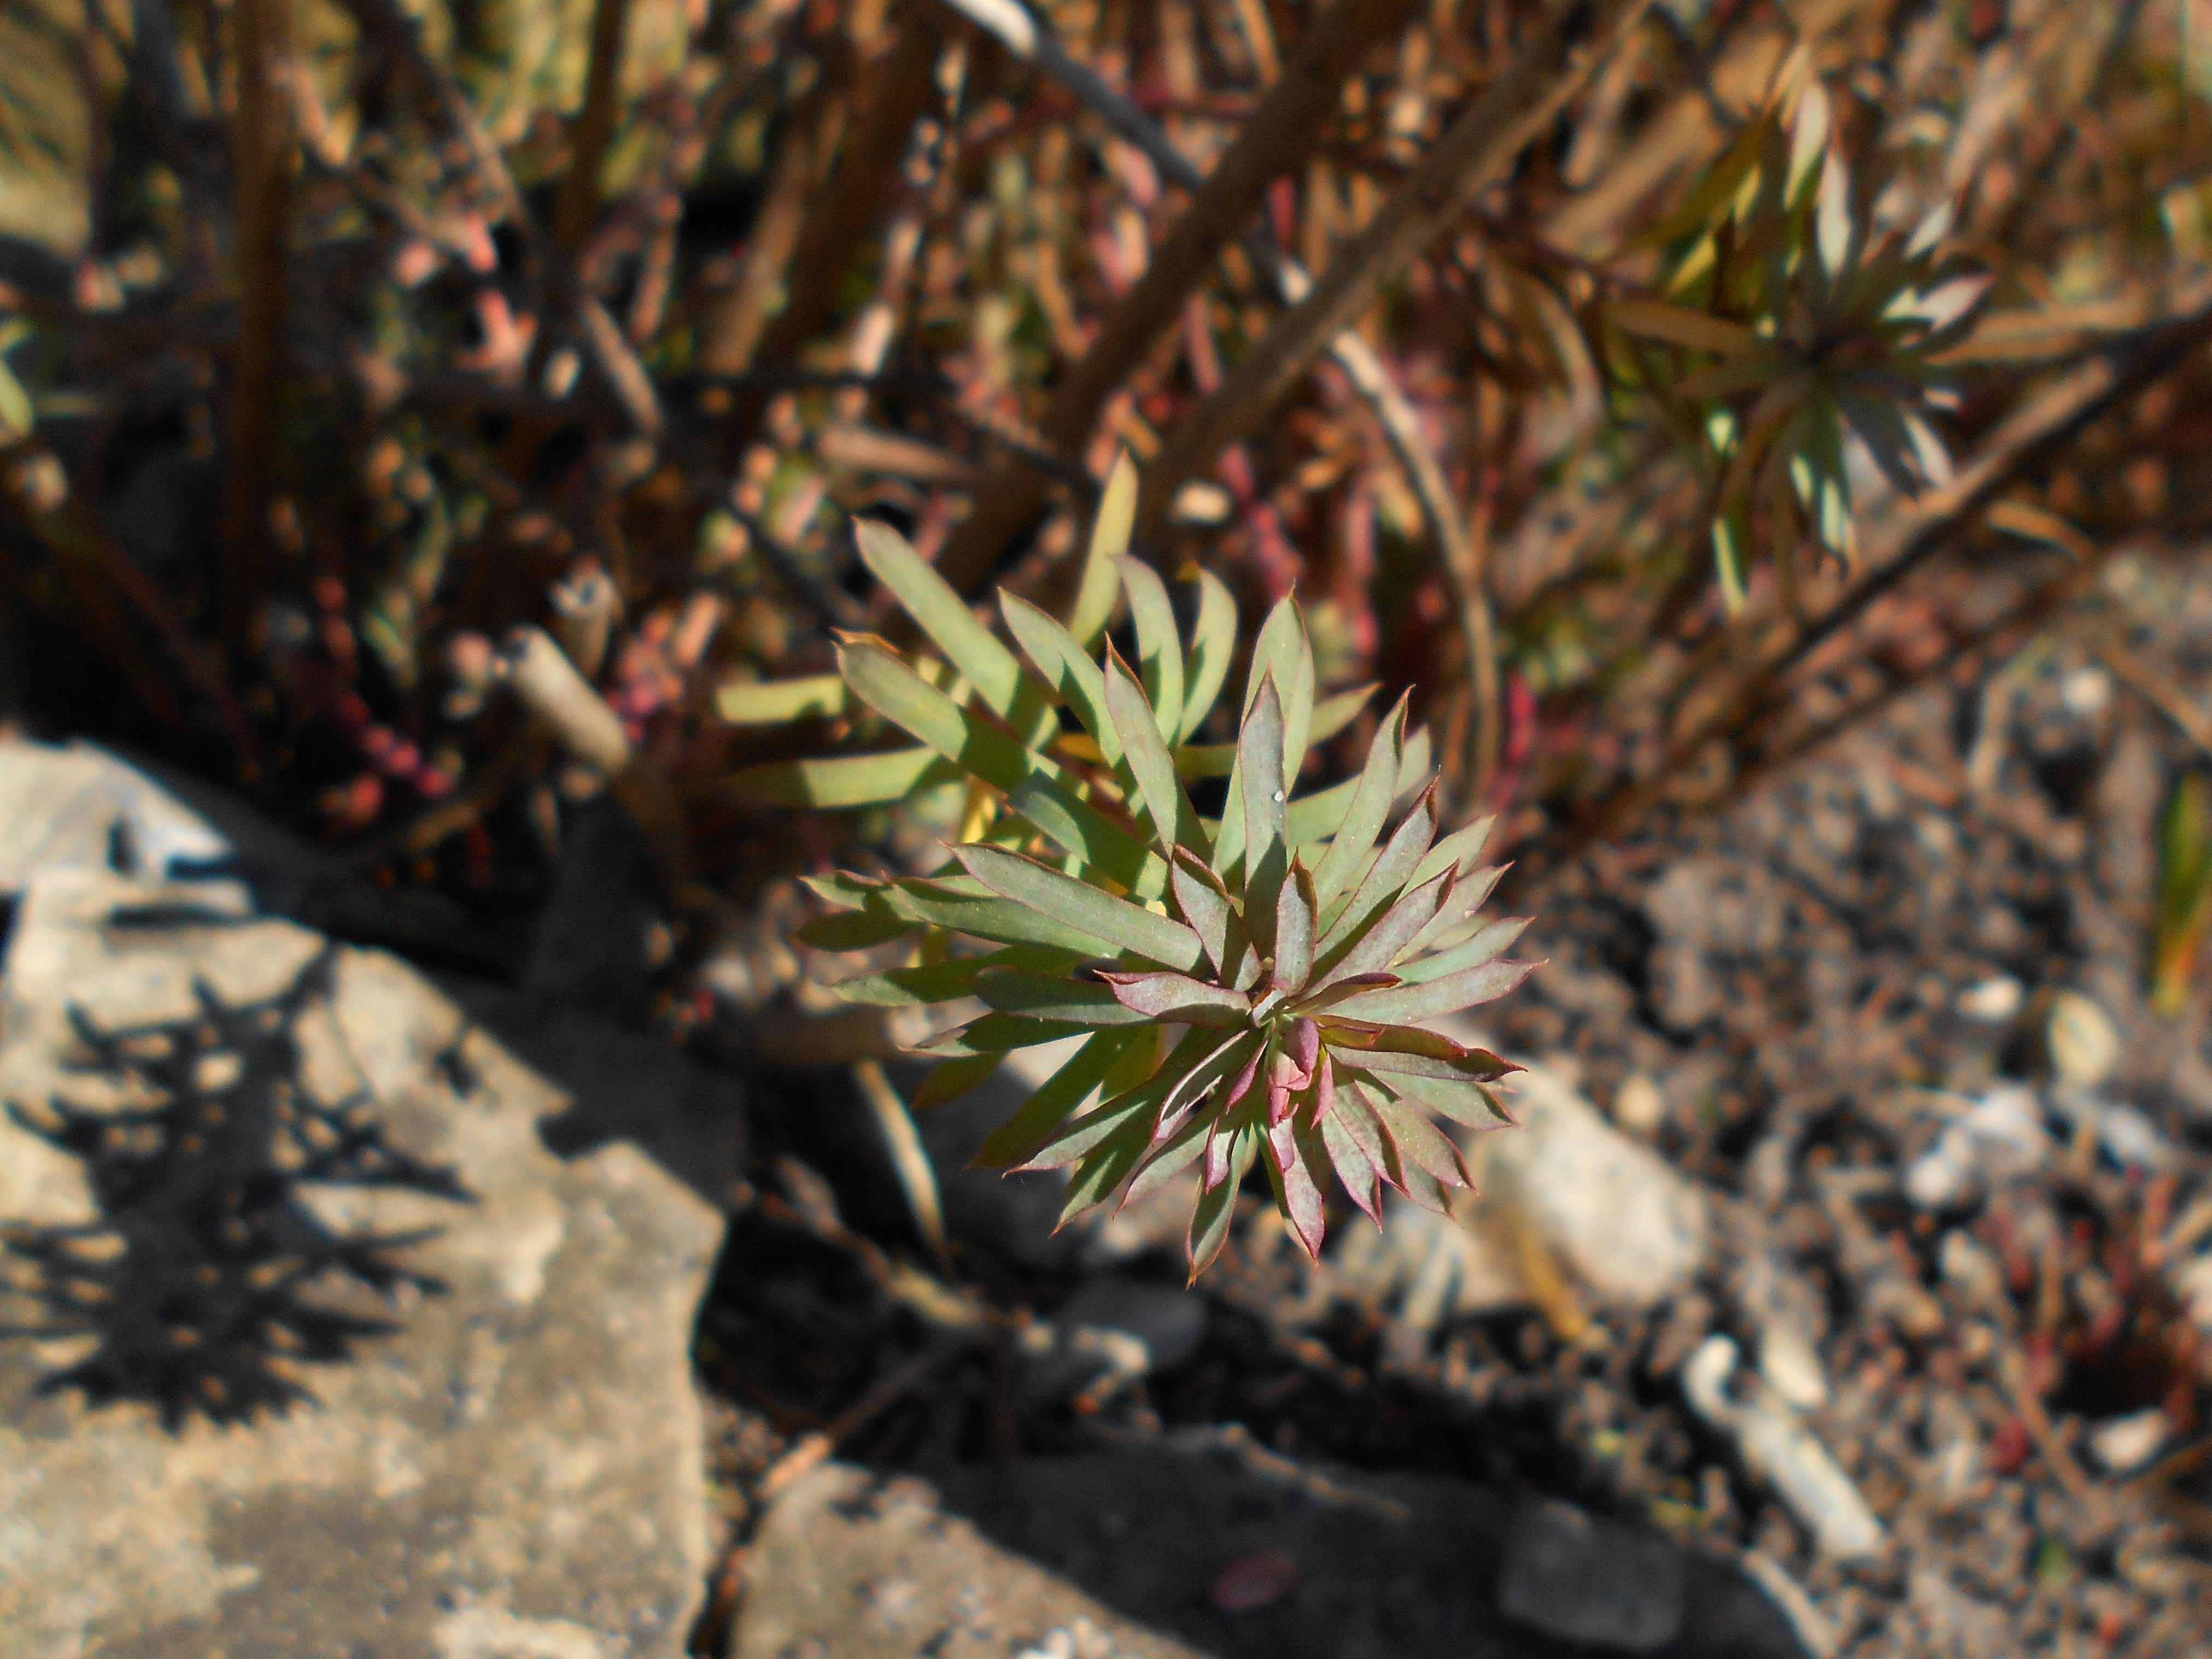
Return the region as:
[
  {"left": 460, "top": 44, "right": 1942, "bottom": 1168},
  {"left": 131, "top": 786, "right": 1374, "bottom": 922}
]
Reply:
[
  {"left": 754, "top": 4, "right": 944, "bottom": 367},
  {"left": 932, "top": 0, "right": 1425, "bottom": 594},
  {"left": 221, "top": 0, "right": 291, "bottom": 659},
  {"left": 1134, "top": 0, "right": 1658, "bottom": 540},
  {"left": 552, "top": 0, "right": 636, "bottom": 259}
]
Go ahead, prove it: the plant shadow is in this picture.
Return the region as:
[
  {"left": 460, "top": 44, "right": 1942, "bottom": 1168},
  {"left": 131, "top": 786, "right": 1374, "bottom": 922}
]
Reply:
[{"left": 0, "top": 942, "right": 470, "bottom": 1430}]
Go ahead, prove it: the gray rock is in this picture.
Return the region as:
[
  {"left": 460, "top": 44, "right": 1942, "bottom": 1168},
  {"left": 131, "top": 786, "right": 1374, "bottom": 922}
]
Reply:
[
  {"left": 1496, "top": 1498, "right": 1685, "bottom": 1651},
  {"left": 0, "top": 870, "right": 727, "bottom": 1658},
  {"left": 735, "top": 1462, "right": 1208, "bottom": 1659}
]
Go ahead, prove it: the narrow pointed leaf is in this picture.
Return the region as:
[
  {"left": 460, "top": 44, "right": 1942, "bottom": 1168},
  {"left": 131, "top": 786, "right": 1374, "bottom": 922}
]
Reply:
[
  {"left": 797, "top": 910, "right": 921, "bottom": 950},
  {"left": 841, "top": 640, "right": 1164, "bottom": 892},
  {"left": 1106, "top": 647, "right": 1207, "bottom": 857},
  {"left": 1311, "top": 696, "right": 1408, "bottom": 908},
  {"left": 1365, "top": 1083, "right": 1473, "bottom": 1190},
  {"left": 1020, "top": 1025, "right": 1225, "bottom": 1171},
  {"left": 1319, "top": 1103, "right": 1383, "bottom": 1225},
  {"left": 1286, "top": 972, "right": 1401, "bottom": 1015},
  {"left": 1406, "top": 865, "right": 1509, "bottom": 957},
  {"left": 1324, "top": 959, "right": 1540, "bottom": 1024},
  {"left": 973, "top": 1029, "right": 1142, "bottom": 1170},
  {"left": 1123, "top": 1112, "right": 1210, "bottom": 1206},
  {"left": 1246, "top": 597, "right": 1315, "bottom": 782},
  {"left": 835, "top": 946, "right": 1078, "bottom": 1006},
  {"left": 715, "top": 674, "right": 847, "bottom": 725},
  {"left": 1188, "top": 1124, "right": 1259, "bottom": 1278},
  {"left": 975, "top": 969, "right": 1155, "bottom": 1025},
  {"left": 1284, "top": 776, "right": 1362, "bottom": 849},
  {"left": 1060, "top": 1114, "right": 1156, "bottom": 1223},
  {"left": 1240, "top": 677, "right": 1288, "bottom": 953},
  {"left": 856, "top": 520, "right": 1054, "bottom": 744},
  {"left": 1266, "top": 1113, "right": 1328, "bottom": 1260},
  {"left": 1384, "top": 1068, "right": 1520, "bottom": 1131},
  {"left": 1068, "top": 451, "right": 1136, "bottom": 645},
  {"left": 1316, "top": 786, "right": 1438, "bottom": 960},
  {"left": 918, "top": 1012, "right": 1090, "bottom": 1056},
  {"left": 1171, "top": 849, "right": 1233, "bottom": 973},
  {"left": 1408, "top": 814, "right": 1496, "bottom": 891},
  {"left": 876, "top": 877, "right": 1119, "bottom": 955},
  {"left": 955, "top": 843, "right": 1206, "bottom": 971},
  {"left": 731, "top": 747, "right": 963, "bottom": 807},
  {"left": 1398, "top": 917, "right": 1531, "bottom": 985},
  {"left": 1178, "top": 567, "right": 1238, "bottom": 743},
  {"left": 1096, "top": 971, "right": 1252, "bottom": 1025},
  {"left": 1003, "top": 591, "right": 1123, "bottom": 771},
  {"left": 1117, "top": 558, "right": 1185, "bottom": 737},
  {"left": 1274, "top": 860, "right": 1316, "bottom": 988},
  {"left": 1315, "top": 867, "right": 1453, "bottom": 987}
]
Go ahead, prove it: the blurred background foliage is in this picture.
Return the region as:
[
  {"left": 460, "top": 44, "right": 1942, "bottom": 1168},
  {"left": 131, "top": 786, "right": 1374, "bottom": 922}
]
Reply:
[{"left": 3, "top": 0, "right": 2212, "bottom": 1039}]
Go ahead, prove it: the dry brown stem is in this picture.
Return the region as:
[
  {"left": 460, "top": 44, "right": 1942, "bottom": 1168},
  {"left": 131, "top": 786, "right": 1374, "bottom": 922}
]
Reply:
[
  {"left": 221, "top": 0, "right": 292, "bottom": 659},
  {"left": 1135, "top": 0, "right": 1658, "bottom": 540},
  {"left": 553, "top": 0, "right": 636, "bottom": 258},
  {"left": 933, "top": 0, "right": 1425, "bottom": 594}
]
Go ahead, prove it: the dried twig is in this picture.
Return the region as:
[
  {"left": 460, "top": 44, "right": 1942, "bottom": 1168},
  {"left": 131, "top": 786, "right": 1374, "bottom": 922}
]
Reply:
[
  {"left": 221, "top": 0, "right": 292, "bottom": 658},
  {"left": 1136, "top": 0, "right": 1658, "bottom": 538},
  {"left": 933, "top": 0, "right": 1424, "bottom": 591}
]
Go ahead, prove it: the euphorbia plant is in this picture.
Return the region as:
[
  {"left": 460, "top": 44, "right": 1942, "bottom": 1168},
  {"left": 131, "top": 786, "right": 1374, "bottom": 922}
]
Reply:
[{"left": 743, "top": 460, "right": 1535, "bottom": 1275}]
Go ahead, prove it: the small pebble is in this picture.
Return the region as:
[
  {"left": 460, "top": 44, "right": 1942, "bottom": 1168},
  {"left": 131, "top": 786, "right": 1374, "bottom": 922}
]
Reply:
[
  {"left": 1612, "top": 1073, "right": 1665, "bottom": 1137},
  {"left": 1956, "top": 976, "right": 2024, "bottom": 1023},
  {"left": 2087, "top": 1409, "right": 2167, "bottom": 1476}
]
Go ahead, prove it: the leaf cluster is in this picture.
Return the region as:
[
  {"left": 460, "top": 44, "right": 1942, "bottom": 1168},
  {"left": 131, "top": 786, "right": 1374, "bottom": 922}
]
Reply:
[{"left": 756, "top": 460, "right": 1534, "bottom": 1274}]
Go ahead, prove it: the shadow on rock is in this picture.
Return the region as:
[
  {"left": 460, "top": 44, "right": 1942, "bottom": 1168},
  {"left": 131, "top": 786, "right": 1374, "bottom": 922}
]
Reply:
[{"left": 0, "top": 941, "right": 470, "bottom": 1429}]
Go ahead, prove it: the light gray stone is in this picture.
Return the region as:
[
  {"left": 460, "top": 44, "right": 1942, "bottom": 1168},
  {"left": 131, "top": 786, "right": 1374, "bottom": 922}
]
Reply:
[
  {"left": 1496, "top": 1498, "right": 1686, "bottom": 1651},
  {"left": 0, "top": 869, "right": 729, "bottom": 1658},
  {"left": 736, "top": 1462, "right": 1208, "bottom": 1659}
]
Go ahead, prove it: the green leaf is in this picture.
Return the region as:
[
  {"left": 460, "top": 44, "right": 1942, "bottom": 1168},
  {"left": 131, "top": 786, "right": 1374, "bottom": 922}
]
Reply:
[
  {"left": 1324, "top": 958, "right": 1540, "bottom": 1025},
  {"left": 730, "top": 747, "right": 962, "bottom": 807},
  {"left": 1247, "top": 597, "right": 1315, "bottom": 784},
  {"left": 1284, "top": 775, "right": 1361, "bottom": 848},
  {"left": 1274, "top": 859, "right": 1316, "bottom": 989},
  {"left": 1019, "top": 1025, "right": 1220, "bottom": 1170},
  {"left": 714, "top": 675, "right": 848, "bottom": 725},
  {"left": 975, "top": 969, "right": 1154, "bottom": 1025},
  {"left": 1239, "top": 676, "right": 1289, "bottom": 953},
  {"left": 1315, "top": 867, "right": 1452, "bottom": 986},
  {"left": 1311, "top": 696, "right": 1408, "bottom": 908},
  {"left": 1364, "top": 1082, "right": 1473, "bottom": 1190},
  {"left": 1382, "top": 1068, "right": 1519, "bottom": 1130},
  {"left": 1106, "top": 648, "right": 1207, "bottom": 858},
  {"left": 1069, "top": 450, "right": 1137, "bottom": 646},
  {"left": 974, "top": 1029, "right": 1142, "bottom": 1168},
  {"left": 877, "top": 877, "right": 1120, "bottom": 955},
  {"left": 1319, "top": 1098, "right": 1383, "bottom": 1224},
  {"left": 834, "top": 947, "right": 1076, "bottom": 1005},
  {"left": 1117, "top": 558, "right": 1185, "bottom": 739},
  {"left": 1316, "top": 785, "right": 1438, "bottom": 960},
  {"left": 1060, "top": 1112, "right": 1157, "bottom": 1222},
  {"left": 955, "top": 843, "right": 1207, "bottom": 971},
  {"left": 1409, "top": 814, "right": 1495, "bottom": 891},
  {"left": 1003, "top": 591, "right": 1123, "bottom": 771},
  {"left": 914, "top": 1053, "right": 1003, "bottom": 1110},
  {"left": 919, "top": 1012, "right": 1092, "bottom": 1056},
  {"left": 1175, "top": 683, "right": 1370, "bottom": 777},
  {"left": 1097, "top": 970, "right": 1252, "bottom": 1025},
  {"left": 1405, "top": 864, "right": 1508, "bottom": 957},
  {"left": 856, "top": 519, "right": 1055, "bottom": 744},
  {"left": 1179, "top": 566, "right": 1238, "bottom": 744},
  {"left": 841, "top": 639, "right": 1165, "bottom": 893},
  {"left": 1123, "top": 1112, "right": 1210, "bottom": 1206},
  {"left": 1170, "top": 848, "right": 1234, "bottom": 974},
  {"left": 797, "top": 909, "right": 921, "bottom": 950},
  {"left": 1187, "top": 1122, "right": 1258, "bottom": 1277},
  {"left": 0, "top": 357, "right": 32, "bottom": 439},
  {"left": 1398, "top": 916, "right": 1531, "bottom": 985}
]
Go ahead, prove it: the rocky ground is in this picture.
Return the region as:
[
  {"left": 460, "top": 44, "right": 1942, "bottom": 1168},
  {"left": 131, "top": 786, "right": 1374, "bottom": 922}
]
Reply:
[{"left": 4, "top": 554, "right": 2211, "bottom": 1659}]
